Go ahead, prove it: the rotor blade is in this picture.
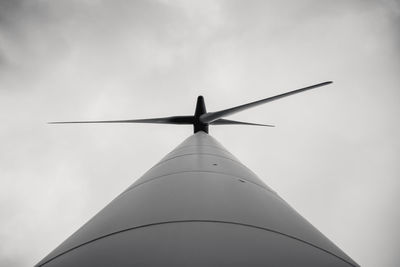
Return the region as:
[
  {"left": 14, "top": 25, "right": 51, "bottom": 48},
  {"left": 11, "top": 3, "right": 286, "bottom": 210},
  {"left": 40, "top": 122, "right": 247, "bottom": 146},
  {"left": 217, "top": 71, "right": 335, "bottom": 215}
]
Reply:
[
  {"left": 200, "top": 81, "right": 333, "bottom": 123},
  {"left": 48, "top": 116, "right": 194, "bottom": 125},
  {"left": 211, "top": 119, "right": 274, "bottom": 127}
]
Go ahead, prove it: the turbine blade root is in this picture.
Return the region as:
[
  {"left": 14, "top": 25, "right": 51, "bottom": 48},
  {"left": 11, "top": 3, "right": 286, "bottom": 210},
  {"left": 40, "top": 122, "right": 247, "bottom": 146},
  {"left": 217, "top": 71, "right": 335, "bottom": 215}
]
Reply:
[{"left": 211, "top": 119, "right": 274, "bottom": 127}]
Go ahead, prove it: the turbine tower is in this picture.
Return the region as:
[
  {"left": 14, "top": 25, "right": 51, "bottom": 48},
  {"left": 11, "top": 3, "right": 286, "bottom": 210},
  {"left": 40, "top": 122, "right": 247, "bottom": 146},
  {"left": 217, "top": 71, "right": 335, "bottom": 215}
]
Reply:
[{"left": 37, "top": 81, "right": 359, "bottom": 266}]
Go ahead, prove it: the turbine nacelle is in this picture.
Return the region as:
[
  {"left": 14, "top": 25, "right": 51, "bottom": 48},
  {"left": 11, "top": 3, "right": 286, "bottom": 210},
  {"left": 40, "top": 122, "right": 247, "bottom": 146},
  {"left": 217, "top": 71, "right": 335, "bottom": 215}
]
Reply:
[{"left": 49, "top": 81, "right": 333, "bottom": 134}]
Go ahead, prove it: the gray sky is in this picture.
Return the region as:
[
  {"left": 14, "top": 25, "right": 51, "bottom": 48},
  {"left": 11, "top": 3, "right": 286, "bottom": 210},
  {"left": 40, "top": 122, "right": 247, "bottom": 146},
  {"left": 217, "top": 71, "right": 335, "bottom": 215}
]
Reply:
[{"left": 0, "top": 0, "right": 399, "bottom": 266}]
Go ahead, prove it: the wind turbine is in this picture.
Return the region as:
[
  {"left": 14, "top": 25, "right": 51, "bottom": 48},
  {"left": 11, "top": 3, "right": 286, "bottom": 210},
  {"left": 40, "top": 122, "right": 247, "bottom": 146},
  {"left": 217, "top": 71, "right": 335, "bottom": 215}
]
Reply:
[{"left": 37, "top": 81, "right": 359, "bottom": 266}]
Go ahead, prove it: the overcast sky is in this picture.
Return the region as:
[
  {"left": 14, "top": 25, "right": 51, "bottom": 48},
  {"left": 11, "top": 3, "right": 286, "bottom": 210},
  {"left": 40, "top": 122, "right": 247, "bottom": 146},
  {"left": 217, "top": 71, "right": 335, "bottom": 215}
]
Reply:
[{"left": 0, "top": 0, "right": 399, "bottom": 266}]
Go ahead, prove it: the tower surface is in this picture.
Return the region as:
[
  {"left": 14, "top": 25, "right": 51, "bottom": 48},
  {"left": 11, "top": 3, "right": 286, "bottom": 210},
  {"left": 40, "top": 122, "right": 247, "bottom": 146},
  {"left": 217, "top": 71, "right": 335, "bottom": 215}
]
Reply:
[{"left": 37, "top": 132, "right": 358, "bottom": 266}]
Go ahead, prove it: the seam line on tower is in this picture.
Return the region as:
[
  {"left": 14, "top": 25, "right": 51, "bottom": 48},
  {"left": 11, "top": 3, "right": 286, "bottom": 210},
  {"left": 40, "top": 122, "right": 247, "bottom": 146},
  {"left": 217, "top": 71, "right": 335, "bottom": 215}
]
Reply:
[{"left": 37, "top": 220, "right": 357, "bottom": 267}]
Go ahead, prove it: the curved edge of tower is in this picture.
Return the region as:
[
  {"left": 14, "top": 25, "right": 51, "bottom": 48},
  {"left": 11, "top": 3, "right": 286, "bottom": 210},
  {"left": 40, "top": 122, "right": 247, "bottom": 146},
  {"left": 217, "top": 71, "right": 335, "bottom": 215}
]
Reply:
[{"left": 36, "top": 131, "right": 359, "bottom": 267}]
